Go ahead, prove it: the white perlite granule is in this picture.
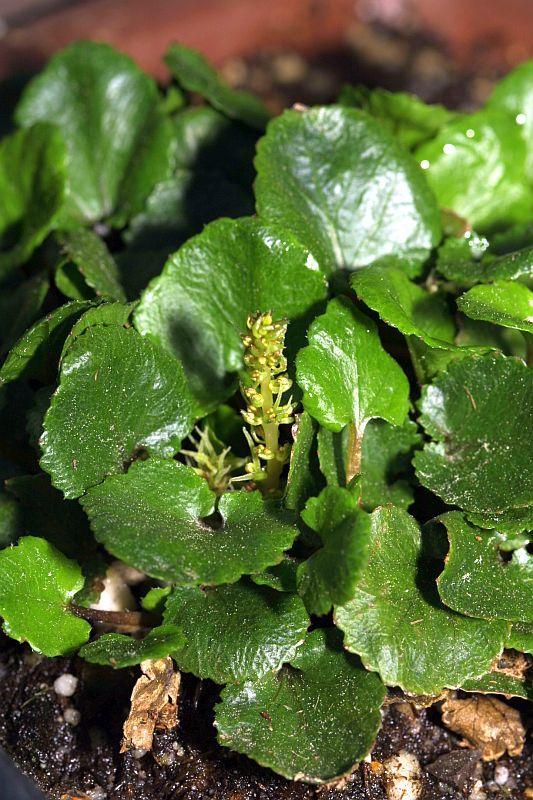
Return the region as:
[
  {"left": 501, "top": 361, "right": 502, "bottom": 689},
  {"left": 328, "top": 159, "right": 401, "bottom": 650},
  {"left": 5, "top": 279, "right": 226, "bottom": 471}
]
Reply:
[
  {"left": 63, "top": 707, "right": 81, "bottom": 726},
  {"left": 53, "top": 673, "right": 78, "bottom": 697}
]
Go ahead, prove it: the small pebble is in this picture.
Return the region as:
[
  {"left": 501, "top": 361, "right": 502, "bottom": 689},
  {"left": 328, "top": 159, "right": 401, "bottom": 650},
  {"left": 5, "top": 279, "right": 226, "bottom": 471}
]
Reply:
[
  {"left": 64, "top": 707, "right": 81, "bottom": 726},
  {"left": 131, "top": 748, "right": 148, "bottom": 759},
  {"left": 493, "top": 765, "right": 509, "bottom": 785},
  {"left": 53, "top": 673, "right": 78, "bottom": 697}
]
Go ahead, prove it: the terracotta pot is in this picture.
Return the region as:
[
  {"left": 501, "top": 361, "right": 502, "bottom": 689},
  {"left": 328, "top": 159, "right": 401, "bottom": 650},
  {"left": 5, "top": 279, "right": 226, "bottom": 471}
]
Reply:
[{"left": 0, "top": 0, "right": 531, "bottom": 84}]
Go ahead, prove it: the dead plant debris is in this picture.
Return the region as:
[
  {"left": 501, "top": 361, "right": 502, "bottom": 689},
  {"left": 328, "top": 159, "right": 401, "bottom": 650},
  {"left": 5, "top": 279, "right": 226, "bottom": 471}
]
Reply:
[
  {"left": 441, "top": 694, "right": 525, "bottom": 761},
  {"left": 121, "top": 657, "right": 180, "bottom": 752}
]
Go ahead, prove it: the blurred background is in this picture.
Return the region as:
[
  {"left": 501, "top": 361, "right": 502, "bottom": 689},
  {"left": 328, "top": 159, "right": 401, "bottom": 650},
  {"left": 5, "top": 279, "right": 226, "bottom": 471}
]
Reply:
[{"left": 0, "top": 0, "right": 532, "bottom": 111}]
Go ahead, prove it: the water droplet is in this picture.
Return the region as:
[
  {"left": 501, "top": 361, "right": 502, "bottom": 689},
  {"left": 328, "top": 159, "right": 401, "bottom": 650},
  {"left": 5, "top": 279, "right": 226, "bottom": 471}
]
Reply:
[
  {"left": 443, "top": 143, "right": 456, "bottom": 155},
  {"left": 420, "top": 159, "right": 430, "bottom": 170},
  {"left": 466, "top": 128, "right": 475, "bottom": 138},
  {"left": 516, "top": 112, "right": 526, "bottom": 125}
]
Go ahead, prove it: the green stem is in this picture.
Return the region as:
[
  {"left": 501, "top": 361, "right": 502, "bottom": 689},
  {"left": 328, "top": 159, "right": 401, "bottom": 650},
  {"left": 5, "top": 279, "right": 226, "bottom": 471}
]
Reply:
[{"left": 261, "top": 376, "right": 282, "bottom": 494}]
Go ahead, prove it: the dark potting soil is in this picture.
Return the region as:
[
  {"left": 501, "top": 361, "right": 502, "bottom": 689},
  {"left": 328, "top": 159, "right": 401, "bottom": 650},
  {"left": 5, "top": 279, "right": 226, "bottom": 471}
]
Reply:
[{"left": 0, "top": 638, "right": 531, "bottom": 800}]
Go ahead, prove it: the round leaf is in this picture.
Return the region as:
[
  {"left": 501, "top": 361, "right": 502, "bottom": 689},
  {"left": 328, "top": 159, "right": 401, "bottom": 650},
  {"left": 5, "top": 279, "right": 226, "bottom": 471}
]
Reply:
[
  {"left": 16, "top": 41, "right": 173, "bottom": 226},
  {"left": 414, "top": 354, "right": 533, "bottom": 515},
  {"left": 82, "top": 458, "right": 299, "bottom": 584},
  {"left": 215, "top": 628, "right": 385, "bottom": 783},
  {"left": 163, "top": 581, "right": 309, "bottom": 682},
  {"left": 437, "top": 512, "right": 532, "bottom": 623},
  {"left": 255, "top": 106, "right": 441, "bottom": 275},
  {"left": 335, "top": 507, "right": 507, "bottom": 694},
  {"left": 298, "top": 487, "right": 371, "bottom": 616},
  {"left": 40, "top": 326, "right": 195, "bottom": 498},
  {"left": 0, "top": 536, "right": 90, "bottom": 656}
]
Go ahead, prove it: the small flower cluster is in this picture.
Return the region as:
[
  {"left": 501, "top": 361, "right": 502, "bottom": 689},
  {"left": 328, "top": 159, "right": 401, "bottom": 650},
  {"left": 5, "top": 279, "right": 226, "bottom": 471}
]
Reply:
[
  {"left": 181, "top": 425, "right": 244, "bottom": 494},
  {"left": 235, "top": 312, "right": 296, "bottom": 493}
]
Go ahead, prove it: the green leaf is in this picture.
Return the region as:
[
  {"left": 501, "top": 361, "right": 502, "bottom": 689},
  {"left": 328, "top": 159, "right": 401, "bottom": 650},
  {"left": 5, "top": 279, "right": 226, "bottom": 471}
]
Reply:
[
  {"left": 335, "top": 507, "right": 508, "bottom": 694},
  {"left": 461, "top": 671, "right": 533, "bottom": 700},
  {"left": 352, "top": 263, "right": 456, "bottom": 347},
  {"left": 456, "top": 316, "right": 527, "bottom": 361},
  {"left": 141, "top": 586, "right": 171, "bottom": 613},
  {"left": 0, "top": 301, "right": 91, "bottom": 388},
  {"left": 339, "top": 85, "right": 456, "bottom": 149},
  {"left": 79, "top": 625, "right": 186, "bottom": 668},
  {"left": 163, "top": 581, "right": 308, "bottom": 682},
  {"left": 164, "top": 44, "right": 270, "bottom": 130},
  {"left": 487, "top": 60, "right": 533, "bottom": 181},
  {"left": 135, "top": 217, "right": 327, "bottom": 413},
  {"left": 215, "top": 628, "right": 385, "bottom": 783},
  {"left": 40, "top": 326, "right": 195, "bottom": 498},
  {"left": 55, "top": 261, "right": 96, "bottom": 301},
  {"left": 0, "top": 536, "right": 91, "bottom": 655},
  {"left": 437, "top": 512, "right": 532, "bottom": 623},
  {"left": 0, "top": 123, "right": 66, "bottom": 275},
  {"left": 56, "top": 229, "right": 126, "bottom": 302},
  {"left": 415, "top": 110, "right": 532, "bottom": 231},
  {"left": 82, "top": 458, "right": 298, "bottom": 584},
  {"left": 63, "top": 301, "right": 135, "bottom": 352},
  {"left": 458, "top": 280, "right": 533, "bottom": 334},
  {"left": 359, "top": 418, "right": 421, "bottom": 512},
  {"left": 284, "top": 412, "right": 322, "bottom": 513},
  {"left": 297, "top": 487, "right": 371, "bottom": 616},
  {"left": 6, "top": 473, "right": 95, "bottom": 560},
  {"left": 437, "top": 239, "right": 533, "bottom": 286},
  {"left": 250, "top": 559, "right": 299, "bottom": 593},
  {"left": 255, "top": 106, "right": 441, "bottom": 275},
  {"left": 414, "top": 354, "right": 533, "bottom": 515},
  {"left": 507, "top": 622, "right": 533, "bottom": 654},
  {"left": 0, "top": 273, "right": 50, "bottom": 357},
  {"left": 466, "top": 506, "right": 533, "bottom": 535},
  {"left": 296, "top": 297, "right": 410, "bottom": 435},
  {"left": 16, "top": 41, "right": 173, "bottom": 226}
]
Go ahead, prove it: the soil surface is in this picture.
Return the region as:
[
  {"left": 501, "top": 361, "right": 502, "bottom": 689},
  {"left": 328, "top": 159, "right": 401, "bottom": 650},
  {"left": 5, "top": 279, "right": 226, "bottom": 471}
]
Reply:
[{"left": 0, "top": 637, "right": 531, "bottom": 800}]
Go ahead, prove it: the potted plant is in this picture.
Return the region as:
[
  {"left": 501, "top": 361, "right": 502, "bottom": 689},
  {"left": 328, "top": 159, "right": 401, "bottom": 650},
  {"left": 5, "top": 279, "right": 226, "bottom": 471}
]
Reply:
[{"left": 0, "top": 41, "right": 531, "bottom": 799}]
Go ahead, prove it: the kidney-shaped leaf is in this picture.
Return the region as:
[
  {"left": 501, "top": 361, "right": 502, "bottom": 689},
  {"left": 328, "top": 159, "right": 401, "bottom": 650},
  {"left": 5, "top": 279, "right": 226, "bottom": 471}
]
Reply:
[
  {"left": 163, "top": 581, "right": 308, "bottom": 682},
  {"left": 215, "top": 628, "right": 385, "bottom": 783},
  {"left": 335, "top": 507, "right": 507, "bottom": 694},
  {"left": 0, "top": 536, "right": 91, "bottom": 656},
  {"left": 255, "top": 106, "right": 441, "bottom": 275},
  {"left": 82, "top": 458, "right": 298, "bottom": 584},
  {"left": 437, "top": 512, "right": 532, "bottom": 623},
  {"left": 40, "top": 326, "right": 195, "bottom": 498},
  {"left": 16, "top": 41, "right": 173, "bottom": 226},
  {"left": 414, "top": 354, "right": 533, "bottom": 515},
  {"left": 135, "top": 216, "right": 327, "bottom": 413},
  {"left": 297, "top": 487, "right": 371, "bottom": 616}
]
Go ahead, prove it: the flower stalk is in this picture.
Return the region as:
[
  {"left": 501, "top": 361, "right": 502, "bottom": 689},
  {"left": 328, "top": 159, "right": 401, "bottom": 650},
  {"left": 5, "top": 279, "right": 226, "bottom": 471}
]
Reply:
[{"left": 236, "top": 312, "right": 295, "bottom": 495}]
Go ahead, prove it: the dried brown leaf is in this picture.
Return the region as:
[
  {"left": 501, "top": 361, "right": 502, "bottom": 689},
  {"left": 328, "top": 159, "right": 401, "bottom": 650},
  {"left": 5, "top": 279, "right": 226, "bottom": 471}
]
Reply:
[
  {"left": 121, "top": 657, "right": 180, "bottom": 752},
  {"left": 441, "top": 694, "right": 525, "bottom": 761}
]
